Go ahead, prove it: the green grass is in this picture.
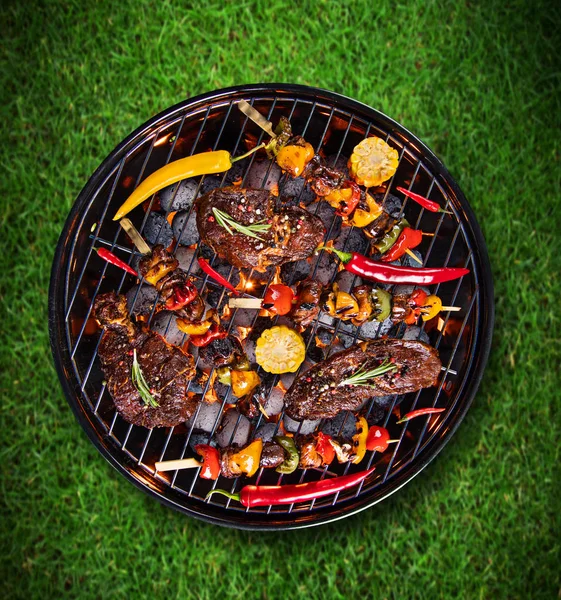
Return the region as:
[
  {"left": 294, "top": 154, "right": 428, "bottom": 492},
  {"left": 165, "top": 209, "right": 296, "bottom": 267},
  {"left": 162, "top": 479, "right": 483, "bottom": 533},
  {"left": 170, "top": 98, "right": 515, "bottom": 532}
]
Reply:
[{"left": 1, "top": 0, "right": 560, "bottom": 598}]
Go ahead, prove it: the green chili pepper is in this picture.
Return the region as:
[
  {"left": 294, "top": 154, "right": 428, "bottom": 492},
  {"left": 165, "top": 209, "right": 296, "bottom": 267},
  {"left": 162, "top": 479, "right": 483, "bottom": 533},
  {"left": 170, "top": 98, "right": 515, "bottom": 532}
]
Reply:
[
  {"left": 371, "top": 288, "right": 392, "bottom": 322},
  {"left": 275, "top": 436, "right": 300, "bottom": 474},
  {"left": 374, "top": 218, "right": 409, "bottom": 255}
]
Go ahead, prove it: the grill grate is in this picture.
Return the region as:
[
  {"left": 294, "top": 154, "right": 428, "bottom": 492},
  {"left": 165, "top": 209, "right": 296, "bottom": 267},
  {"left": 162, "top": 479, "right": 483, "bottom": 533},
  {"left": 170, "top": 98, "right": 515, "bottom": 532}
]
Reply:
[{"left": 50, "top": 85, "right": 493, "bottom": 529}]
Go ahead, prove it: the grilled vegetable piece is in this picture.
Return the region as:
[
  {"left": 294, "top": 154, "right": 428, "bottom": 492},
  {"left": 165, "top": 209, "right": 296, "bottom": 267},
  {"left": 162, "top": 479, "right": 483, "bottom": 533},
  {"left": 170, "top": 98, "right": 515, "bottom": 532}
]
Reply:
[
  {"left": 255, "top": 325, "right": 306, "bottom": 374},
  {"left": 290, "top": 279, "right": 323, "bottom": 329},
  {"left": 284, "top": 339, "right": 442, "bottom": 420},
  {"left": 196, "top": 187, "right": 325, "bottom": 271},
  {"left": 199, "top": 335, "right": 245, "bottom": 368},
  {"left": 93, "top": 292, "right": 197, "bottom": 428},
  {"left": 348, "top": 136, "right": 399, "bottom": 187}
]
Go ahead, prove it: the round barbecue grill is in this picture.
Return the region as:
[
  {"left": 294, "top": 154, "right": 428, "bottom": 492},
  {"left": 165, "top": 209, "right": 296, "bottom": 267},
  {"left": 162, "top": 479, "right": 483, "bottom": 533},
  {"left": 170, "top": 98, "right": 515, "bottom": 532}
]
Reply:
[{"left": 49, "top": 84, "right": 494, "bottom": 530}]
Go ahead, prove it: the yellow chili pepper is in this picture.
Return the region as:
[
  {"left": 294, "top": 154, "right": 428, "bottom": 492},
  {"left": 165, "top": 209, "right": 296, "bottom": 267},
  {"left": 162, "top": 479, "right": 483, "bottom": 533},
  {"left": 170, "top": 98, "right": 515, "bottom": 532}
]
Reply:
[
  {"left": 176, "top": 319, "right": 212, "bottom": 336},
  {"left": 230, "top": 370, "right": 261, "bottom": 398},
  {"left": 113, "top": 144, "right": 265, "bottom": 220},
  {"left": 352, "top": 417, "right": 369, "bottom": 464},
  {"left": 422, "top": 295, "right": 443, "bottom": 321},
  {"left": 350, "top": 193, "right": 383, "bottom": 228},
  {"left": 230, "top": 439, "right": 263, "bottom": 477}
]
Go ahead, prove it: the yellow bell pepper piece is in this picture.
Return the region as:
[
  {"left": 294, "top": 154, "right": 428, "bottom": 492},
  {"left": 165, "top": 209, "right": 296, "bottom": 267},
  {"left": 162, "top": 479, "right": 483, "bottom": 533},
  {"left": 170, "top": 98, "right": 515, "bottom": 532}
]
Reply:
[
  {"left": 231, "top": 439, "right": 263, "bottom": 477},
  {"left": 350, "top": 193, "right": 383, "bottom": 228},
  {"left": 352, "top": 416, "right": 369, "bottom": 464},
  {"left": 230, "top": 370, "right": 261, "bottom": 398},
  {"left": 422, "top": 295, "right": 443, "bottom": 321},
  {"left": 176, "top": 319, "right": 212, "bottom": 336},
  {"left": 276, "top": 142, "right": 314, "bottom": 177}
]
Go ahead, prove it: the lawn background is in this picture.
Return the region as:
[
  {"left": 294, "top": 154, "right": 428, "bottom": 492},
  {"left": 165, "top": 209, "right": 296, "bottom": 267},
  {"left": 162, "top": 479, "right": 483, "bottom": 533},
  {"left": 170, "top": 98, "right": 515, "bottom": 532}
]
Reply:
[{"left": 1, "top": 0, "right": 560, "bottom": 598}]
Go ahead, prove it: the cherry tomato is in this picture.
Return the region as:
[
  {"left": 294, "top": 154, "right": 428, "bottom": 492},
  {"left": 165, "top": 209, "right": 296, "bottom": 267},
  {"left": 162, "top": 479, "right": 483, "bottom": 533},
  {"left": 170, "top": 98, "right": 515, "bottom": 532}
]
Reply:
[
  {"left": 263, "top": 284, "right": 295, "bottom": 316},
  {"left": 365, "top": 425, "right": 391, "bottom": 452}
]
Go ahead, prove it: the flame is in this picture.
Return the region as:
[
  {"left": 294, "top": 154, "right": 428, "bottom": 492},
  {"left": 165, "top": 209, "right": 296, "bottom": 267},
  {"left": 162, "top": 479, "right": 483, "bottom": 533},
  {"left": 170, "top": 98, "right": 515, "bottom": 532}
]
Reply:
[
  {"left": 236, "top": 271, "right": 255, "bottom": 292},
  {"left": 232, "top": 177, "right": 243, "bottom": 187},
  {"left": 237, "top": 326, "right": 252, "bottom": 341},
  {"left": 271, "top": 267, "right": 282, "bottom": 286},
  {"left": 203, "top": 372, "right": 219, "bottom": 404},
  {"left": 221, "top": 304, "right": 232, "bottom": 320},
  {"left": 276, "top": 381, "right": 288, "bottom": 394},
  {"left": 166, "top": 211, "right": 177, "bottom": 226},
  {"left": 314, "top": 334, "right": 329, "bottom": 349},
  {"left": 270, "top": 183, "right": 279, "bottom": 197}
]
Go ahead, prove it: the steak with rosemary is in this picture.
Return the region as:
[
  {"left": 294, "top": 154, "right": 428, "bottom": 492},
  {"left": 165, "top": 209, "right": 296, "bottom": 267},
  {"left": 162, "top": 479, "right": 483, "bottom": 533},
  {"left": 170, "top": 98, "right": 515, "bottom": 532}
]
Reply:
[
  {"left": 284, "top": 339, "right": 442, "bottom": 420},
  {"left": 94, "top": 292, "right": 197, "bottom": 428},
  {"left": 196, "top": 187, "right": 325, "bottom": 271}
]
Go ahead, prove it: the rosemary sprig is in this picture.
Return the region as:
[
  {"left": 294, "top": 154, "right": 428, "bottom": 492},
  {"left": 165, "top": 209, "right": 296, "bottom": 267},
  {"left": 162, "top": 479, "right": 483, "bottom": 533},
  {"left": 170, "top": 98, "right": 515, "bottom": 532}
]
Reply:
[
  {"left": 338, "top": 359, "right": 398, "bottom": 387},
  {"left": 131, "top": 349, "right": 159, "bottom": 408},
  {"left": 212, "top": 207, "right": 271, "bottom": 241}
]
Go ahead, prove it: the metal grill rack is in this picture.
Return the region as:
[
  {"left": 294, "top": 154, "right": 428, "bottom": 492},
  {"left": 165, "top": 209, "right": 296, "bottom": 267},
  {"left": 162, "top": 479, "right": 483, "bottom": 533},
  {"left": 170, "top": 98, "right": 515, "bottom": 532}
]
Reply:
[{"left": 49, "top": 84, "right": 493, "bottom": 529}]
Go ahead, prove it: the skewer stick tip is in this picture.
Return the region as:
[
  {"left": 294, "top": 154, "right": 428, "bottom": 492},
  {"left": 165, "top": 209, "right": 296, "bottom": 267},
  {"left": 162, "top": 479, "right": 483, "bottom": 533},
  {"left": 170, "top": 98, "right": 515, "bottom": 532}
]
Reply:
[{"left": 405, "top": 248, "right": 423, "bottom": 264}]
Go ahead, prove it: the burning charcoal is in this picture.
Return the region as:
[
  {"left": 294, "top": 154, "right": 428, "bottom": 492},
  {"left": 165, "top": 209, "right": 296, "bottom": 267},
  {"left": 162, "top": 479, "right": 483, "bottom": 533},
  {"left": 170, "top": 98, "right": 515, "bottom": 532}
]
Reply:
[
  {"left": 188, "top": 400, "right": 223, "bottom": 433},
  {"left": 126, "top": 284, "right": 159, "bottom": 316},
  {"left": 263, "top": 385, "right": 285, "bottom": 416},
  {"left": 325, "top": 154, "right": 350, "bottom": 178},
  {"left": 358, "top": 317, "right": 393, "bottom": 339},
  {"left": 334, "top": 226, "right": 368, "bottom": 254},
  {"left": 337, "top": 331, "right": 355, "bottom": 349},
  {"left": 175, "top": 246, "right": 200, "bottom": 274},
  {"left": 313, "top": 202, "right": 341, "bottom": 239},
  {"left": 188, "top": 431, "right": 216, "bottom": 452},
  {"left": 211, "top": 261, "right": 240, "bottom": 288},
  {"left": 144, "top": 212, "right": 174, "bottom": 247},
  {"left": 245, "top": 159, "right": 281, "bottom": 189},
  {"left": 315, "top": 327, "right": 333, "bottom": 347},
  {"left": 172, "top": 210, "right": 199, "bottom": 246},
  {"left": 150, "top": 311, "right": 186, "bottom": 346},
  {"left": 382, "top": 193, "right": 402, "bottom": 218},
  {"left": 253, "top": 422, "right": 278, "bottom": 442},
  {"left": 372, "top": 394, "right": 396, "bottom": 410},
  {"left": 401, "top": 250, "right": 423, "bottom": 268},
  {"left": 281, "top": 258, "right": 311, "bottom": 284},
  {"left": 335, "top": 270, "right": 361, "bottom": 293},
  {"left": 321, "top": 411, "right": 356, "bottom": 440},
  {"left": 159, "top": 180, "right": 199, "bottom": 213},
  {"left": 214, "top": 381, "right": 231, "bottom": 402},
  {"left": 318, "top": 311, "right": 335, "bottom": 328},
  {"left": 311, "top": 252, "right": 337, "bottom": 285},
  {"left": 232, "top": 308, "right": 256, "bottom": 328},
  {"left": 200, "top": 175, "right": 222, "bottom": 195},
  {"left": 367, "top": 403, "right": 387, "bottom": 424},
  {"left": 402, "top": 325, "right": 430, "bottom": 344},
  {"left": 244, "top": 337, "right": 256, "bottom": 364},
  {"left": 280, "top": 175, "right": 316, "bottom": 205},
  {"left": 283, "top": 415, "right": 321, "bottom": 435},
  {"left": 280, "top": 371, "right": 298, "bottom": 390},
  {"left": 224, "top": 159, "right": 247, "bottom": 185},
  {"left": 215, "top": 409, "right": 251, "bottom": 448}
]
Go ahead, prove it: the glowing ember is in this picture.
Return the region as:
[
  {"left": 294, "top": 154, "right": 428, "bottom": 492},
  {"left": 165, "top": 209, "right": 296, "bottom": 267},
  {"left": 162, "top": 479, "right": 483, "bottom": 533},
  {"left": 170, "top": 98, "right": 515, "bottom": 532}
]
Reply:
[
  {"left": 237, "top": 326, "right": 252, "bottom": 341},
  {"left": 276, "top": 381, "right": 288, "bottom": 394},
  {"left": 271, "top": 266, "right": 282, "bottom": 286},
  {"left": 236, "top": 271, "right": 255, "bottom": 292},
  {"left": 270, "top": 183, "right": 279, "bottom": 196}
]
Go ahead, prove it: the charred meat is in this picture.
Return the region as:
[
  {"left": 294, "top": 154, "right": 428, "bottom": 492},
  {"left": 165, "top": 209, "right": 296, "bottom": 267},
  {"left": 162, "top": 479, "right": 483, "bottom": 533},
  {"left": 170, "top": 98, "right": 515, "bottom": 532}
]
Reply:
[
  {"left": 290, "top": 278, "right": 324, "bottom": 329},
  {"left": 94, "top": 292, "right": 197, "bottom": 428},
  {"left": 285, "top": 339, "right": 442, "bottom": 420},
  {"left": 196, "top": 187, "right": 325, "bottom": 271}
]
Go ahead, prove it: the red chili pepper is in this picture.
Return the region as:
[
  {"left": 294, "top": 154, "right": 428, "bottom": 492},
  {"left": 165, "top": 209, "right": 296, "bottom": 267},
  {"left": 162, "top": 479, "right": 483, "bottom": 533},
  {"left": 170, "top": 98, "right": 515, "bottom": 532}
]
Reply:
[
  {"left": 322, "top": 246, "right": 470, "bottom": 285},
  {"left": 198, "top": 257, "right": 240, "bottom": 295},
  {"left": 189, "top": 323, "right": 228, "bottom": 347},
  {"left": 205, "top": 468, "right": 374, "bottom": 507},
  {"left": 381, "top": 227, "right": 423, "bottom": 262},
  {"left": 315, "top": 432, "right": 335, "bottom": 465},
  {"left": 95, "top": 247, "right": 138, "bottom": 277},
  {"left": 336, "top": 180, "right": 361, "bottom": 217},
  {"left": 194, "top": 444, "right": 221, "bottom": 480},
  {"left": 365, "top": 426, "right": 391, "bottom": 452},
  {"left": 396, "top": 407, "right": 445, "bottom": 424},
  {"left": 165, "top": 280, "right": 198, "bottom": 310},
  {"left": 396, "top": 186, "right": 450, "bottom": 213}
]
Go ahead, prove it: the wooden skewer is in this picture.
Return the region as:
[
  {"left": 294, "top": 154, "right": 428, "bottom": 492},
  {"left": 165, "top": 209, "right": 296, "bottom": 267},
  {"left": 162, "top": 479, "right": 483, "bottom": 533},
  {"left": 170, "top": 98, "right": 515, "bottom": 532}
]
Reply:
[
  {"left": 229, "top": 298, "right": 263, "bottom": 309},
  {"left": 155, "top": 458, "right": 200, "bottom": 472},
  {"left": 441, "top": 306, "right": 461, "bottom": 312},
  {"left": 119, "top": 218, "right": 152, "bottom": 255},
  {"left": 237, "top": 100, "right": 275, "bottom": 138},
  {"left": 422, "top": 232, "right": 435, "bottom": 236},
  {"left": 405, "top": 248, "right": 423, "bottom": 264}
]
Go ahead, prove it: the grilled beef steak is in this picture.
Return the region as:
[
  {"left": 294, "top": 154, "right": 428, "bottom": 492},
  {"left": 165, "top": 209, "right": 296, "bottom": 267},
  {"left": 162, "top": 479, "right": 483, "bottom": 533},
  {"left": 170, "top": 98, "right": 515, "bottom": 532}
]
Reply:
[
  {"left": 285, "top": 339, "right": 442, "bottom": 420},
  {"left": 94, "top": 292, "right": 197, "bottom": 428},
  {"left": 196, "top": 187, "right": 325, "bottom": 271}
]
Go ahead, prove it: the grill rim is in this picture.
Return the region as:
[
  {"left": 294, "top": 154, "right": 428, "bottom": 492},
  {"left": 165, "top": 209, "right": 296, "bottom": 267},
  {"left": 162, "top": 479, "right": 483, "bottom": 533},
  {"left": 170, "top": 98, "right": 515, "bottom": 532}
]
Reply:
[{"left": 49, "top": 83, "right": 494, "bottom": 530}]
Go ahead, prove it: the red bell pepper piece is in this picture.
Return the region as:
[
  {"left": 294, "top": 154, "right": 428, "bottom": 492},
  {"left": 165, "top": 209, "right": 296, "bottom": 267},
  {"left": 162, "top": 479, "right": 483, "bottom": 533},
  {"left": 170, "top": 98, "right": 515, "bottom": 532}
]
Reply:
[
  {"left": 336, "top": 180, "right": 361, "bottom": 217},
  {"left": 189, "top": 323, "right": 228, "bottom": 347},
  {"left": 315, "top": 432, "right": 335, "bottom": 465},
  {"left": 164, "top": 280, "right": 198, "bottom": 311},
  {"left": 381, "top": 227, "right": 423, "bottom": 262},
  {"left": 194, "top": 444, "right": 221, "bottom": 480}
]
